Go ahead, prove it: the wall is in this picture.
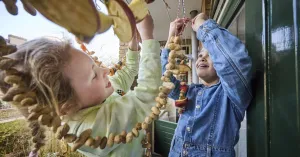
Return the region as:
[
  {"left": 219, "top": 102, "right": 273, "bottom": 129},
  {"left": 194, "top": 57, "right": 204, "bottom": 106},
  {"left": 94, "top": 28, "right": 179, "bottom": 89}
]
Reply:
[{"left": 246, "top": 0, "right": 300, "bottom": 156}]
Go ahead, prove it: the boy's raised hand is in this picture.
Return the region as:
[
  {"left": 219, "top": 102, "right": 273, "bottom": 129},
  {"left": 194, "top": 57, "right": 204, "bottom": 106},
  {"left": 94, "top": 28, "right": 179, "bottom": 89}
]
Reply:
[
  {"left": 191, "top": 13, "right": 208, "bottom": 32},
  {"left": 136, "top": 14, "right": 154, "bottom": 40},
  {"left": 165, "top": 18, "right": 189, "bottom": 48}
]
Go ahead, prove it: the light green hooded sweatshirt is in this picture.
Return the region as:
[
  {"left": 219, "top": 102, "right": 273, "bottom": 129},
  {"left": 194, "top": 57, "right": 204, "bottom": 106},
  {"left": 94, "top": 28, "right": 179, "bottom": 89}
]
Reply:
[{"left": 63, "top": 40, "right": 162, "bottom": 157}]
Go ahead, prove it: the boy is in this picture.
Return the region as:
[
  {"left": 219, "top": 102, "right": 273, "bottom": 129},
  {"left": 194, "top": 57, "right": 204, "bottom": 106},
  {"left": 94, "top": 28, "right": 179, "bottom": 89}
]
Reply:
[{"left": 161, "top": 13, "right": 252, "bottom": 157}]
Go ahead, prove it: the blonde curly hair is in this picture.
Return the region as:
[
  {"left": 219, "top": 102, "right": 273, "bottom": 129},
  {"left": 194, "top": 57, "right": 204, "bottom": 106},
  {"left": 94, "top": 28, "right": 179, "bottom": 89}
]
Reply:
[{"left": 0, "top": 37, "right": 76, "bottom": 153}]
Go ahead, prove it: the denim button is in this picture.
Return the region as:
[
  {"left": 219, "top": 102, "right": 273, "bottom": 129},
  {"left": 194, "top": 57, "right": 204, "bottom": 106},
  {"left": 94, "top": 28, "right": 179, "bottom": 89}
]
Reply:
[
  {"left": 186, "top": 127, "right": 191, "bottom": 132},
  {"left": 196, "top": 105, "right": 200, "bottom": 109},
  {"left": 198, "top": 91, "right": 202, "bottom": 95},
  {"left": 183, "top": 150, "right": 188, "bottom": 155}
]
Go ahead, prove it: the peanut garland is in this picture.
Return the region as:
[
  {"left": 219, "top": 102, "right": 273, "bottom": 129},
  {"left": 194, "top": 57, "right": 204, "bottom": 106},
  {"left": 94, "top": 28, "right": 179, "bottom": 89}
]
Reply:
[
  {"left": 165, "top": 36, "right": 189, "bottom": 114},
  {"left": 75, "top": 38, "right": 126, "bottom": 76},
  {"left": 1, "top": 0, "right": 37, "bottom": 16}
]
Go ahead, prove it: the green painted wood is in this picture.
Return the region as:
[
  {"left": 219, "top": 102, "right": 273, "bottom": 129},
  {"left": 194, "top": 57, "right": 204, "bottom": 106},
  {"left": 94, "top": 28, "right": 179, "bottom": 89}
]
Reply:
[
  {"left": 211, "top": 0, "right": 244, "bottom": 28},
  {"left": 220, "top": 0, "right": 244, "bottom": 28},
  {"left": 212, "top": 0, "right": 226, "bottom": 21},
  {"left": 246, "top": 0, "right": 300, "bottom": 156},
  {"left": 245, "top": 0, "right": 270, "bottom": 156},
  {"left": 210, "top": 0, "right": 219, "bottom": 18},
  {"left": 268, "top": 0, "right": 300, "bottom": 156},
  {"left": 153, "top": 120, "right": 177, "bottom": 157}
]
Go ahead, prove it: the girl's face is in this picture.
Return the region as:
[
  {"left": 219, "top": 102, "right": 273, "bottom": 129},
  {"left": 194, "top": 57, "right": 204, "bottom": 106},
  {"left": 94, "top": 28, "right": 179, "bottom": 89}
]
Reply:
[{"left": 63, "top": 47, "right": 114, "bottom": 109}]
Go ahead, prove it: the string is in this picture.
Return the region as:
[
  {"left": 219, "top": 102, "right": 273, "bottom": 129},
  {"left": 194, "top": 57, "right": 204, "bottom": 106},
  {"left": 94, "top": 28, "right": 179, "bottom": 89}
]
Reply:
[
  {"left": 175, "top": 0, "right": 181, "bottom": 37},
  {"left": 161, "top": 0, "right": 172, "bottom": 23}
]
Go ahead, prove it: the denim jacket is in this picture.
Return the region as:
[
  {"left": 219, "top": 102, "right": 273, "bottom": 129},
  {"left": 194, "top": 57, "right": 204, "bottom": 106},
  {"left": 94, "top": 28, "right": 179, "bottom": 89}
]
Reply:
[{"left": 161, "top": 19, "right": 252, "bottom": 157}]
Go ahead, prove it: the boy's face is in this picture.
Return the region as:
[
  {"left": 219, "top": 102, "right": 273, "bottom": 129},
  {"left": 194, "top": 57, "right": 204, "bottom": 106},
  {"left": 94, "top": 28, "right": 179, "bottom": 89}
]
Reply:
[
  {"left": 64, "top": 48, "right": 114, "bottom": 109},
  {"left": 195, "top": 48, "right": 219, "bottom": 84}
]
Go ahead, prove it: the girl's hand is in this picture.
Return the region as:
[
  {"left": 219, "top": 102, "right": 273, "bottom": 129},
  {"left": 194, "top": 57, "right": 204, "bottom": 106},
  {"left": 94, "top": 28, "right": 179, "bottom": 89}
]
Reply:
[
  {"left": 136, "top": 14, "right": 154, "bottom": 40},
  {"left": 128, "top": 29, "right": 141, "bottom": 51},
  {"left": 191, "top": 13, "right": 208, "bottom": 32},
  {"left": 128, "top": 14, "right": 154, "bottom": 50}
]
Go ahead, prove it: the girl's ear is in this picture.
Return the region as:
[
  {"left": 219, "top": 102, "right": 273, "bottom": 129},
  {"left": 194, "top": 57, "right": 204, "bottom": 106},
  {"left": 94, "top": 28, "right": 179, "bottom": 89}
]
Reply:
[{"left": 59, "top": 100, "right": 80, "bottom": 116}]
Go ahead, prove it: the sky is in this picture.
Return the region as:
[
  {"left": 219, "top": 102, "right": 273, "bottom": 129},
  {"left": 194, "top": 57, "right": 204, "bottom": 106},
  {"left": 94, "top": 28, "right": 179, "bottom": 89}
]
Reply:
[{"left": 0, "top": 1, "right": 120, "bottom": 65}]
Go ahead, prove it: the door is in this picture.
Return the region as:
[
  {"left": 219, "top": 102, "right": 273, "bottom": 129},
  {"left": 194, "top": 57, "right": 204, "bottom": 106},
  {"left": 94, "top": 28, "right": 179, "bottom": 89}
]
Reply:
[{"left": 246, "top": 0, "right": 300, "bottom": 156}]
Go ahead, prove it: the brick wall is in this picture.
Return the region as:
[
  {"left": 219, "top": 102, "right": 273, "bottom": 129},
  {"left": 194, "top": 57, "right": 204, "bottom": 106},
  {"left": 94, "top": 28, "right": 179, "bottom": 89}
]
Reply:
[{"left": 119, "top": 42, "right": 128, "bottom": 61}]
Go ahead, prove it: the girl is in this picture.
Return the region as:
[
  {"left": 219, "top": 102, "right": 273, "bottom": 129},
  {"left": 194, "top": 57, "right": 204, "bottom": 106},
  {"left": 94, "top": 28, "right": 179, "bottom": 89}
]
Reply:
[{"left": 0, "top": 15, "right": 162, "bottom": 157}]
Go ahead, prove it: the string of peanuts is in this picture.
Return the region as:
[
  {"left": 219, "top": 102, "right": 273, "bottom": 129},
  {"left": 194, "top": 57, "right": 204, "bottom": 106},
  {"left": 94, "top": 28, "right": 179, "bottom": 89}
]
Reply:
[
  {"left": 75, "top": 38, "right": 126, "bottom": 76},
  {"left": 164, "top": 36, "right": 189, "bottom": 113}
]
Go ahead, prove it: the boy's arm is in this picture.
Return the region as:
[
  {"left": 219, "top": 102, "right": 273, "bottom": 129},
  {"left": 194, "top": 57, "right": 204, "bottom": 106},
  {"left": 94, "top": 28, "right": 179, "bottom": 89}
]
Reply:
[
  {"left": 196, "top": 19, "right": 252, "bottom": 114},
  {"left": 109, "top": 49, "right": 139, "bottom": 93},
  {"left": 161, "top": 48, "right": 181, "bottom": 100}
]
